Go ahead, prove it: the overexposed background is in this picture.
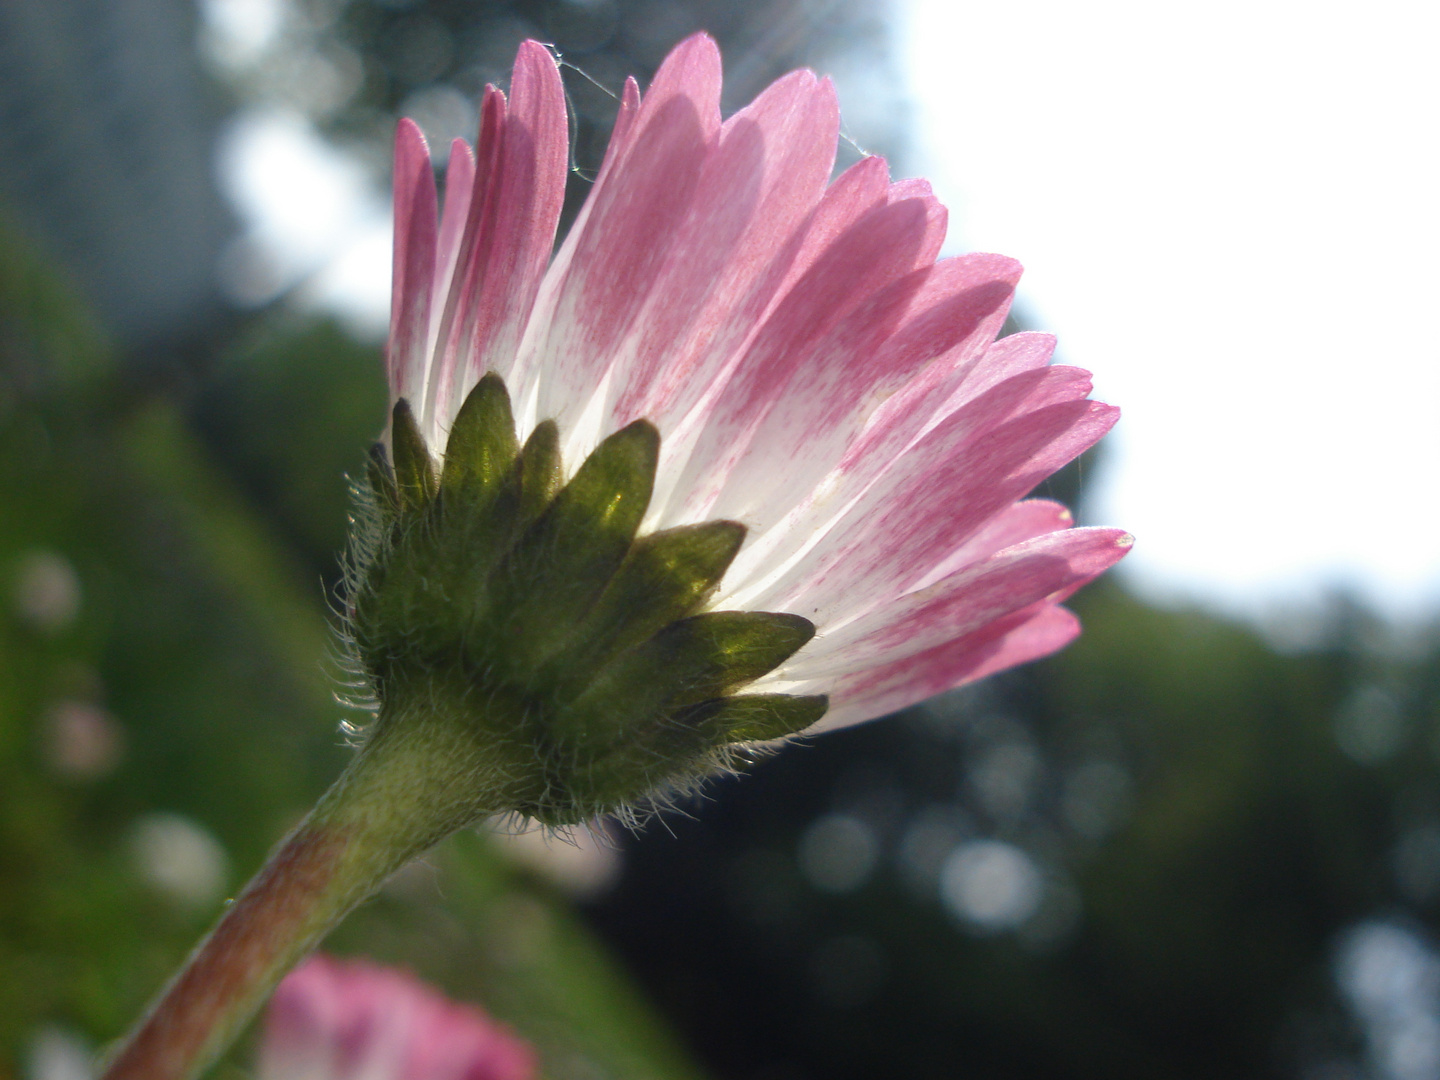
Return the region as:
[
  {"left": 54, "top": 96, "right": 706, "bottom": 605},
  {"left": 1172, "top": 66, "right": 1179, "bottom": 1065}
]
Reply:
[{"left": 900, "top": 0, "right": 1440, "bottom": 624}]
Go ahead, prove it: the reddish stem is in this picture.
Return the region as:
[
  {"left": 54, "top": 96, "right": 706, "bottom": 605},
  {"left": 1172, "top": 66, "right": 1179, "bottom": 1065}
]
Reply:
[
  {"left": 98, "top": 708, "right": 498, "bottom": 1080},
  {"left": 102, "top": 824, "right": 350, "bottom": 1080}
]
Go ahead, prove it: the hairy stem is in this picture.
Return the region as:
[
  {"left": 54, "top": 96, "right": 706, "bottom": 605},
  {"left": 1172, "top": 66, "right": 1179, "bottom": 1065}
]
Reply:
[{"left": 100, "top": 705, "right": 498, "bottom": 1080}]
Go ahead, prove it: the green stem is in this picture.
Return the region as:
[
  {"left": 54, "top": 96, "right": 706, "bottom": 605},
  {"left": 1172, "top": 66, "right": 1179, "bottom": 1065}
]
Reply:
[{"left": 99, "top": 705, "right": 499, "bottom": 1080}]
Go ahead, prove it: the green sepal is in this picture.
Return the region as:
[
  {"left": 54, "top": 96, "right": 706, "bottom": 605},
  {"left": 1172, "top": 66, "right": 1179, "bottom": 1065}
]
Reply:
[
  {"left": 682, "top": 693, "right": 830, "bottom": 743},
  {"left": 562, "top": 520, "right": 747, "bottom": 680},
  {"left": 488, "top": 421, "right": 659, "bottom": 676},
  {"left": 544, "top": 420, "right": 657, "bottom": 539},
  {"left": 550, "top": 688, "right": 828, "bottom": 821},
  {"left": 661, "top": 611, "right": 816, "bottom": 704},
  {"left": 365, "top": 443, "right": 400, "bottom": 524},
  {"left": 439, "top": 373, "right": 518, "bottom": 498},
  {"left": 390, "top": 399, "right": 436, "bottom": 511},
  {"left": 557, "top": 610, "right": 815, "bottom": 744},
  {"left": 347, "top": 375, "right": 833, "bottom": 825},
  {"left": 518, "top": 420, "right": 562, "bottom": 529}
]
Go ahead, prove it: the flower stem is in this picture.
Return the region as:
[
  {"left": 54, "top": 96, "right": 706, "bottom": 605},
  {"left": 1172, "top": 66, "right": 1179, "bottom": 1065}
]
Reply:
[{"left": 100, "top": 704, "right": 500, "bottom": 1080}]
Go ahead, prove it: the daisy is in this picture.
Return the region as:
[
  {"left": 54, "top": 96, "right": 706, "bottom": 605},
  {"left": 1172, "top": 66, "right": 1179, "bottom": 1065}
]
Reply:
[{"left": 352, "top": 33, "right": 1129, "bottom": 820}]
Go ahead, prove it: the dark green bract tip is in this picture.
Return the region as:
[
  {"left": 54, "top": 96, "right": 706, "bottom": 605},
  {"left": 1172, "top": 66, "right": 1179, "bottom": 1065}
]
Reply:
[{"left": 348, "top": 375, "right": 827, "bottom": 825}]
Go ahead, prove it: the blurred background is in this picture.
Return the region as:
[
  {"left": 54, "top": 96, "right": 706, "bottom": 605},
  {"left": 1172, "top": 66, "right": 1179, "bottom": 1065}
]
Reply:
[{"left": 2, "top": 1, "right": 1439, "bottom": 1079}]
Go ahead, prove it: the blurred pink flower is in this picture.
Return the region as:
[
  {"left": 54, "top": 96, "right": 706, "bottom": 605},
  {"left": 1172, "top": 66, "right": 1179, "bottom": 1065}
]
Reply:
[
  {"left": 384, "top": 35, "right": 1129, "bottom": 733},
  {"left": 258, "top": 956, "right": 536, "bottom": 1080}
]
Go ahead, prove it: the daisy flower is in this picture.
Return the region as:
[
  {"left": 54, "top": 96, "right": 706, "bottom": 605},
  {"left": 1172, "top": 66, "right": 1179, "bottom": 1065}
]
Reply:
[{"left": 352, "top": 33, "right": 1129, "bottom": 822}]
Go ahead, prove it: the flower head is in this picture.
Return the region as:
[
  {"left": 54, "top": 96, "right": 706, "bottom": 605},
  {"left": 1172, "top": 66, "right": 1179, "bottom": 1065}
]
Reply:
[
  {"left": 93, "top": 43, "right": 1132, "bottom": 1080},
  {"left": 259, "top": 955, "right": 536, "bottom": 1080},
  {"left": 350, "top": 35, "right": 1129, "bottom": 823}
]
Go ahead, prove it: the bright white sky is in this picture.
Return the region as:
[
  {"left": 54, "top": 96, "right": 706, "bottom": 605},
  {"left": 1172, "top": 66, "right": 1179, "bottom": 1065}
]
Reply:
[
  {"left": 209, "top": 0, "right": 1440, "bottom": 625},
  {"left": 897, "top": 0, "right": 1440, "bottom": 622}
]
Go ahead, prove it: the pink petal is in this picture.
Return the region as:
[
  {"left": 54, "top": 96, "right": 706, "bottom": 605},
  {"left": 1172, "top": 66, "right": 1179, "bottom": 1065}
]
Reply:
[
  {"left": 887, "top": 177, "right": 935, "bottom": 203},
  {"left": 388, "top": 119, "right": 438, "bottom": 410},
  {"left": 761, "top": 387, "right": 1119, "bottom": 624},
  {"left": 912, "top": 498, "right": 1075, "bottom": 591},
  {"left": 606, "top": 69, "right": 841, "bottom": 433},
  {"left": 763, "top": 154, "right": 893, "bottom": 299},
  {"left": 511, "top": 34, "right": 724, "bottom": 439},
  {"left": 937, "top": 329, "right": 1061, "bottom": 415},
  {"left": 424, "top": 86, "right": 505, "bottom": 435},
  {"left": 546, "top": 75, "right": 642, "bottom": 282},
  {"left": 703, "top": 252, "right": 1021, "bottom": 532},
  {"left": 461, "top": 41, "right": 568, "bottom": 389},
  {"left": 834, "top": 329, "right": 1061, "bottom": 487},
  {"left": 726, "top": 364, "right": 1108, "bottom": 618},
  {"left": 783, "top": 528, "right": 1132, "bottom": 681},
  {"left": 660, "top": 186, "right": 948, "bottom": 525},
  {"left": 600, "top": 77, "right": 644, "bottom": 176},
  {"left": 809, "top": 604, "right": 1084, "bottom": 733},
  {"left": 424, "top": 138, "right": 476, "bottom": 368},
  {"left": 643, "top": 153, "right": 898, "bottom": 522},
  {"left": 714, "top": 330, "right": 1057, "bottom": 600},
  {"left": 426, "top": 42, "right": 568, "bottom": 439}
]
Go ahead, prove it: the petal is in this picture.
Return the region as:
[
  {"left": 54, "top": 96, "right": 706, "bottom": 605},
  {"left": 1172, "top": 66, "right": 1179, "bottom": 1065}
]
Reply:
[
  {"left": 715, "top": 331, "right": 1059, "bottom": 598},
  {"left": 423, "top": 137, "right": 476, "bottom": 369},
  {"left": 606, "top": 69, "right": 841, "bottom": 434},
  {"left": 510, "top": 34, "right": 724, "bottom": 446},
  {"left": 808, "top": 604, "right": 1084, "bottom": 733},
  {"left": 598, "top": 77, "right": 643, "bottom": 177},
  {"left": 939, "top": 329, "right": 1060, "bottom": 414},
  {"left": 834, "top": 328, "right": 1061, "bottom": 490},
  {"left": 911, "top": 498, "right": 1075, "bottom": 591},
  {"left": 658, "top": 185, "right": 948, "bottom": 526},
  {"left": 642, "top": 153, "right": 897, "bottom": 522},
  {"left": 703, "top": 252, "right": 1021, "bottom": 534},
  {"left": 424, "top": 86, "right": 505, "bottom": 438},
  {"left": 722, "top": 364, "right": 1109, "bottom": 616},
  {"left": 388, "top": 119, "right": 438, "bottom": 411},
  {"left": 427, "top": 42, "right": 568, "bottom": 441},
  {"left": 754, "top": 387, "right": 1119, "bottom": 624},
  {"left": 781, "top": 527, "right": 1132, "bottom": 681},
  {"left": 864, "top": 328, "right": 1061, "bottom": 461},
  {"left": 462, "top": 41, "right": 569, "bottom": 389},
  {"left": 769, "top": 154, "right": 893, "bottom": 292}
]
